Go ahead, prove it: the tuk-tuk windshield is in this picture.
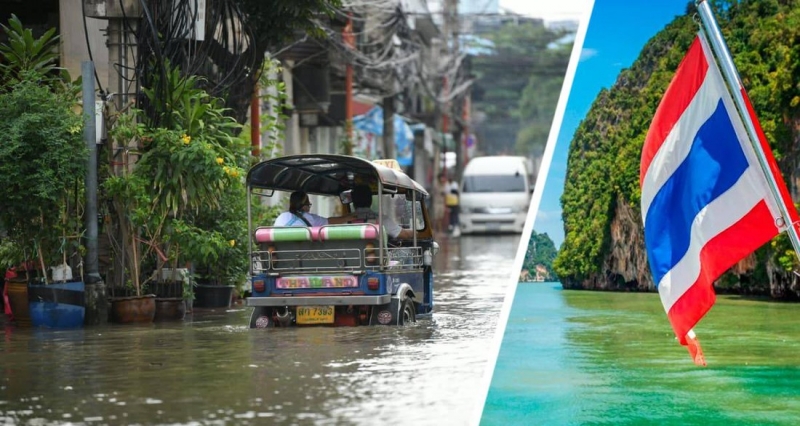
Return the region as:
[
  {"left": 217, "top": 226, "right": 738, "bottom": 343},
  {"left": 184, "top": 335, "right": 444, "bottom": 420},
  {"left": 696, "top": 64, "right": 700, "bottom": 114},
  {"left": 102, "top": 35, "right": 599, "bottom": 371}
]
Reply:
[{"left": 379, "top": 194, "right": 425, "bottom": 232}]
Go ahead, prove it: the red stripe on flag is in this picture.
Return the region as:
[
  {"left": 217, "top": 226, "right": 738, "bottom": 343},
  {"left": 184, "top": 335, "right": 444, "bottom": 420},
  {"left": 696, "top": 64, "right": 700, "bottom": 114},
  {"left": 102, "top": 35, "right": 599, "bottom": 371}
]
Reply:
[
  {"left": 641, "top": 37, "right": 709, "bottom": 185},
  {"left": 739, "top": 89, "right": 799, "bottom": 228},
  {"left": 666, "top": 200, "right": 778, "bottom": 345}
]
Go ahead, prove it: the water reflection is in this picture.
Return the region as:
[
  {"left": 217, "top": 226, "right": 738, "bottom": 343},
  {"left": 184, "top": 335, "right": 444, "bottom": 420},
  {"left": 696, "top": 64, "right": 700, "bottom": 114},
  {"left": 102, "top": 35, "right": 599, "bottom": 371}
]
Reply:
[{"left": 1, "top": 234, "right": 521, "bottom": 425}]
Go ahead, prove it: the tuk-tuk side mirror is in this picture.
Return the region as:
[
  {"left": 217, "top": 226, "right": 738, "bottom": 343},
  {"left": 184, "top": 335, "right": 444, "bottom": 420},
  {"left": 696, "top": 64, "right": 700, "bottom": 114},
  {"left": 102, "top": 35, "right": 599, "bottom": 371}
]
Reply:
[{"left": 340, "top": 190, "right": 352, "bottom": 205}]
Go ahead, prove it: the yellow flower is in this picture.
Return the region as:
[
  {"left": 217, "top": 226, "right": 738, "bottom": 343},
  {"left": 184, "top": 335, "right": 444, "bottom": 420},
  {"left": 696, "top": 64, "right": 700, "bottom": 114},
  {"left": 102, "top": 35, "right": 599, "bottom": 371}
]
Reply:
[
  {"left": 181, "top": 134, "right": 191, "bottom": 145},
  {"left": 216, "top": 157, "right": 224, "bottom": 165},
  {"left": 229, "top": 240, "right": 236, "bottom": 247},
  {"left": 223, "top": 166, "right": 231, "bottom": 175}
]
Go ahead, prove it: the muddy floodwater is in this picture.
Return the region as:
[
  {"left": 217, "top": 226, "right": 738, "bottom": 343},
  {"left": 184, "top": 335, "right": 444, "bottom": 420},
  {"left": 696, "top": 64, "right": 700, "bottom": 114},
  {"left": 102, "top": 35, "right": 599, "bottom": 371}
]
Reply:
[{"left": 1, "top": 234, "right": 520, "bottom": 425}]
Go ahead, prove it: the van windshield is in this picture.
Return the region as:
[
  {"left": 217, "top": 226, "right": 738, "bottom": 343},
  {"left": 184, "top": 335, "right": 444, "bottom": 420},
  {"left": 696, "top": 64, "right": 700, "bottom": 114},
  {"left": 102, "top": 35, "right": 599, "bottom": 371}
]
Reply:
[{"left": 462, "top": 175, "right": 526, "bottom": 193}]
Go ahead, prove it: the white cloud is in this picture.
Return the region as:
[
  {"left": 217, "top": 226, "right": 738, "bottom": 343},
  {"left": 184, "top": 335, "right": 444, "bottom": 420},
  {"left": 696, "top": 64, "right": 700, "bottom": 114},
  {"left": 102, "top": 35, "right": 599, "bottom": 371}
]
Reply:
[
  {"left": 580, "top": 48, "right": 598, "bottom": 62},
  {"left": 498, "top": 0, "right": 593, "bottom": 22}
]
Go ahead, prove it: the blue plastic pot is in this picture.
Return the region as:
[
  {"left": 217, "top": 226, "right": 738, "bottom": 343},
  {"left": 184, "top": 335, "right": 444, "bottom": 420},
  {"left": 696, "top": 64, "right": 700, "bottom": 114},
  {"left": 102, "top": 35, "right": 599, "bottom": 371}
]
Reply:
[{"left": 28, "top": 281, "right": 85, "bottom": 328}]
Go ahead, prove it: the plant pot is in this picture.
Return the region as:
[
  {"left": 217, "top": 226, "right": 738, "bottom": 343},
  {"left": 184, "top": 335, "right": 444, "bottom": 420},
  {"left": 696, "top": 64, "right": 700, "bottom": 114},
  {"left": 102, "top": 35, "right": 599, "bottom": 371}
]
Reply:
[
  {"left": 193, "top": 284, "right": 234, "bottom": 308},
  {"left": 5, "top": 278, "right": 31, "bottom": 326},
  {"left": 150, "top": 281, "right": 183, "bottom": 298},
  {"left": 28, "top": 281, "right": 85, "bottom": 328},
  {"left": 110, "top": 294, "right": 156, "bottom": 323},
  {"left": 154, "top": 297, "right": 186, "bottom": 321}
]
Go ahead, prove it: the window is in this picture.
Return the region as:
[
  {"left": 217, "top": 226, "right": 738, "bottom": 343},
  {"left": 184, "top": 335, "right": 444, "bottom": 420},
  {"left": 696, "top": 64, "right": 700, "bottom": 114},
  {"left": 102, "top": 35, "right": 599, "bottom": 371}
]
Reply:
[{"left": 462, "top": 175, "right": 526, "bottom": 193}]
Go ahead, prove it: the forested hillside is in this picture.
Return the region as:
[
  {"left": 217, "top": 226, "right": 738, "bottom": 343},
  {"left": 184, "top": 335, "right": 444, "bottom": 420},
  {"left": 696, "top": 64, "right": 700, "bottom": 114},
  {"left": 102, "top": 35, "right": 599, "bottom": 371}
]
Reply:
[{"left": 521, "top": 231, "right": 558, "bottom": 281}]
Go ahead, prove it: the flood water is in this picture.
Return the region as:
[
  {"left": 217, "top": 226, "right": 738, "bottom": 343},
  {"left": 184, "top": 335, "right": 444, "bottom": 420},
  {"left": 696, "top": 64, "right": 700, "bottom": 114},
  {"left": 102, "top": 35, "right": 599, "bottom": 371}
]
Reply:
[
  {"left": 482, "top": 283, "right": 800, "bottom": 425},
  {"left": 1, "top": 234, "right": 521, "bottom": 426}
]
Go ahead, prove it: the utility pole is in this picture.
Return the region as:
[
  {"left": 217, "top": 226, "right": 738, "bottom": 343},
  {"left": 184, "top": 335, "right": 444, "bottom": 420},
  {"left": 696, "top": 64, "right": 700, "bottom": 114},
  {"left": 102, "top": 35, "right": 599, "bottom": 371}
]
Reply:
[
  {"left": 82, "top": 61, "right": 107, "bottom": 325},
  {"left": 343, "top": 14, "right": 355, "bottom": 155},
  {"left": 382, "top": 95, "right": 395, "bottom": 159},
  {"left": 251, "top": 81, "right": 261, "bottom": 157},
  {"left": 435, "top": 0, "right": 459, "bottom": 232}
]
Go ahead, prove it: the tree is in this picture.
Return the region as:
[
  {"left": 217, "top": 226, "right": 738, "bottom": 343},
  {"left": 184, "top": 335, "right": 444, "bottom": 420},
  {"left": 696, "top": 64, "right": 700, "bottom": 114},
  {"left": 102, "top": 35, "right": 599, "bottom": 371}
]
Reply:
[
  {"left": 470, "top": 20, "right": 572, "bottom": 155},
  {"left": 522, "top": 231, "right": 558, "bottom": 281}
]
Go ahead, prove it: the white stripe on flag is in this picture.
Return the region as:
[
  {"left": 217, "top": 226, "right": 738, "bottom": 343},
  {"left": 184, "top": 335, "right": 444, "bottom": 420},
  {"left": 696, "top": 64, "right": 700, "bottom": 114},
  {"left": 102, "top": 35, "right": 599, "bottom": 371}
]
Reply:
[
  {"left": 641, "top": 63, "right": 726, "bottom": 222},
  {"left": 657, "top": 166, "right": 769, "bottom": 311}
]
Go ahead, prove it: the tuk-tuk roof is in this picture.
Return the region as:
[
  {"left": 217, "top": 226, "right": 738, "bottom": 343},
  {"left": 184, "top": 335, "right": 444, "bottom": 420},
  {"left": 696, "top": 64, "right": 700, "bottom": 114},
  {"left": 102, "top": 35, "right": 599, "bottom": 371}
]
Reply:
[{"left": 247, "top": 154, "right": 428, "bottom": 197}]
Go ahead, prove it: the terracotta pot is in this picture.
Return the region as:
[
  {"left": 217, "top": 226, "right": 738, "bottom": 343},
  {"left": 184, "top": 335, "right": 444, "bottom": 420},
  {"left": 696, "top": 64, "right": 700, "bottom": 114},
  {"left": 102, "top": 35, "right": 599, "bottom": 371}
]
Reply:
[
  {"left": 154, "top": 297, "right": 186, "bottom": 321},
  {"left": 6, "top": 279, "right": 31, "bottom": 326},
  {"left": 110, "top": 294, "right": 156, "bottom": 323}
]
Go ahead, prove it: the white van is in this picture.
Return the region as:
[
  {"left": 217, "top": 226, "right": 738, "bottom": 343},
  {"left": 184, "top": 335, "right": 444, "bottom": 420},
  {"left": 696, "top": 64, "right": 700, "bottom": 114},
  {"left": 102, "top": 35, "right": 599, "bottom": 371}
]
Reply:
[{"left": 458, "top": 156, "right": 533, "bottom": 234}]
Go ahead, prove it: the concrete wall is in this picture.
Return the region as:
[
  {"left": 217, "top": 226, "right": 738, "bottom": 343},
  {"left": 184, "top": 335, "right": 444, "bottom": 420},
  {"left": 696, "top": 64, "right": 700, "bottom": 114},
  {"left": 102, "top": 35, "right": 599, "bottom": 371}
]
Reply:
[{"left": 59, "top": 0, "right": 109, "bottom": 92}]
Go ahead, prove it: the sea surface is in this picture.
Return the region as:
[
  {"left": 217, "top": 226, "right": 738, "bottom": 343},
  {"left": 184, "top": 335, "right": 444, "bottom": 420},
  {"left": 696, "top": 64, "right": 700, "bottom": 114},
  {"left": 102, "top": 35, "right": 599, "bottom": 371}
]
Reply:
[{"left": 481, "top": 283, "right": 800, "bottom": 425}]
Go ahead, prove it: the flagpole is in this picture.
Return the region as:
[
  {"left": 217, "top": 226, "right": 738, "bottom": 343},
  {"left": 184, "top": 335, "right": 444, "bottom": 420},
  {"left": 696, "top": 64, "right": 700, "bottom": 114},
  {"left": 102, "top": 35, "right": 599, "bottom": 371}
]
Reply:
[{"left": 695, "top": 0, "right": 800, "bottom": 260}]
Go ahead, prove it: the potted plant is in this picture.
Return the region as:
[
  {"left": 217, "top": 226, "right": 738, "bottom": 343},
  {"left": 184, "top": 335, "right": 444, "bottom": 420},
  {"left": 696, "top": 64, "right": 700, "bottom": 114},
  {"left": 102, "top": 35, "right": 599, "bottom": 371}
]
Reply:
[
  {"left": 0, "top": 16, "right": 88, "bottom": 328},
  {"left": 190, "top": 182, "right": 250, "bottom": 308},
  {"left": 189, "top": 60, "right": 286, "bottom": 308},
  {"left": 102, "top": 62, "right": 246, "bottom": 319}
]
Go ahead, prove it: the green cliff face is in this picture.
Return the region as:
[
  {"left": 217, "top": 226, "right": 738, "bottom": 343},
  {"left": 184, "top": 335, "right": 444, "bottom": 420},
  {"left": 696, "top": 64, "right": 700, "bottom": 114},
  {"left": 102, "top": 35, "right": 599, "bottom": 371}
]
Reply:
[{"left": 554, "top": 0, "right": 800, "bottom": 299}]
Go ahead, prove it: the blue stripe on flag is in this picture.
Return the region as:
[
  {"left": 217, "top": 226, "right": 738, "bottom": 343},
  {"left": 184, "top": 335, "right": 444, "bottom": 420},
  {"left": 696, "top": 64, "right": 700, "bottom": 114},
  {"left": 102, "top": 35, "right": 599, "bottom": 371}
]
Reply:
[{"left": 644, "top": 99, "right": 749, "bottom": 286}]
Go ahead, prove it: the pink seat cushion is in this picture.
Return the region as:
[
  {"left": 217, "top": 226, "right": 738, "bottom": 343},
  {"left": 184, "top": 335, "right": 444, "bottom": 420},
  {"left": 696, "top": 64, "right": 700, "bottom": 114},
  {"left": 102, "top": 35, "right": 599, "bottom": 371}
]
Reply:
[{"left": 254, "top": 227, "right": 312, "bottom": 243}]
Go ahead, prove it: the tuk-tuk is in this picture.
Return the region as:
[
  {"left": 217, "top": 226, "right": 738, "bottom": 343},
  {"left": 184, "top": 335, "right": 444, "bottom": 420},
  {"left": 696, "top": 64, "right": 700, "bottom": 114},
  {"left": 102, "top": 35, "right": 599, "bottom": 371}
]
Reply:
[{"left": 245, "top": 154, "right": 438, "bottom": 327}]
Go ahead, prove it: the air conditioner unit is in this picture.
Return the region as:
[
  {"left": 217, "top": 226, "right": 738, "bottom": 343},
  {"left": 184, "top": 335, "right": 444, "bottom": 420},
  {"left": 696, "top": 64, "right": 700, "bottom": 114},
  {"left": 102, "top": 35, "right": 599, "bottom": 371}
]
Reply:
[{"left": 83, "top": 0, "right": 142, "bottom": 19}]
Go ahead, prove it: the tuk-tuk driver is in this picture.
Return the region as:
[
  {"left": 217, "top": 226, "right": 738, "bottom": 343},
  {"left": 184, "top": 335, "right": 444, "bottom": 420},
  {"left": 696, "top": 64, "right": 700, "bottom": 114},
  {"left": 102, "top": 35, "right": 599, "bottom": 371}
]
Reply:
[{"left": 350, "top": 185, "right": 414, "bottom": 240}]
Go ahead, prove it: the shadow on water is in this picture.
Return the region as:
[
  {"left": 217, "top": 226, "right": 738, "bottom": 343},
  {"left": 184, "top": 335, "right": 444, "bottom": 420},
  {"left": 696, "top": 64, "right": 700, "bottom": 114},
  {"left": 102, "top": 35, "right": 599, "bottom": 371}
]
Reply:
[{"left": 1, "top": 234, "right": 522, "bottom": 425}]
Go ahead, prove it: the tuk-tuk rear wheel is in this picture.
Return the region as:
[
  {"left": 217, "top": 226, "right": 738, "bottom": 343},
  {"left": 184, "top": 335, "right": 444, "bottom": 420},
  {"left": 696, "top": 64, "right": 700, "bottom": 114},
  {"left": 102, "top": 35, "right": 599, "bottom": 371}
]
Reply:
[{"left": 398, "top": 296, "right": 416, "bottom": 325}]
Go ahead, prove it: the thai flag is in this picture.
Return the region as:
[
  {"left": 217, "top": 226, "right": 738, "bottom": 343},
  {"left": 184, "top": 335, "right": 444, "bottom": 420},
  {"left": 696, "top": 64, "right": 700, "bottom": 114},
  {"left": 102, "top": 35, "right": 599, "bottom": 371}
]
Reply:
[{"left": 640, "top": 35, "right": 797, "bottom": 365}]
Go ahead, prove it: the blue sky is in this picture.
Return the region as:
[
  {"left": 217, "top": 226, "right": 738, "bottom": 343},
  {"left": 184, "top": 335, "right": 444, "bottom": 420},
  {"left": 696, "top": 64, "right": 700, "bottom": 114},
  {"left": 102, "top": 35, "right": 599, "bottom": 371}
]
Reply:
[{"left": 534, "top": 0, "right": 693, "bottom": 248}]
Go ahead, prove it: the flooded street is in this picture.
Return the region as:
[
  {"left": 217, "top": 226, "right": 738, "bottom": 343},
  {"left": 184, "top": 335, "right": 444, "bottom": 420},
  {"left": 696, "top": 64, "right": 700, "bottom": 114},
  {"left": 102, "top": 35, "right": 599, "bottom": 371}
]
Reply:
[{"left": 1, "top": 234, "right": 520, "bottom": 426}]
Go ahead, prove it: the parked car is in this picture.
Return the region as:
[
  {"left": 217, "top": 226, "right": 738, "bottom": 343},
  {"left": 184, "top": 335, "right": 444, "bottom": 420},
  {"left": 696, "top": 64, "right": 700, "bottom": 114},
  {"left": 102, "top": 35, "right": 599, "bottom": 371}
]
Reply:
[
  {"left": 458, "top": 155, "right": 533, "bottom": 234},
  {"left": 245, "top": 154, "right": 438, "bottom": 327}
]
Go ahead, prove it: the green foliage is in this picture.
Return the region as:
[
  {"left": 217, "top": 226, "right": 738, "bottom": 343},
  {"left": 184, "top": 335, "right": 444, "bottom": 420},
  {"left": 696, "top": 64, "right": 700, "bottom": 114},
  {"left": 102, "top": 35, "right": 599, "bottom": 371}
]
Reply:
[
  {"left": 189, "top": 179, "right": 249, "bottom": 289},
  {"left": 0, "top": 77, "right": 86, "bottom": 276},
  {"left": 0, "top": 239, "right": 23, "bottom": 272},
  {"left": 471, "top": 21, "right": 572, "bottom": 155},
  {"left": 515, "top": 41, "right": 572, "bottom": 159},
  {"left": 240, "top": 58, "right": 287, "bottom": 161},
  {"left": 555, "top": 14, "right": 697, "bottom": 281},
  {"left": 235, "top": 0, "right": 339, "bottom": 50},
  {"left": 191, "top": 58, "right": 286, "bottom": 290},
  {"left": 0, "top": 14, "right": 70, "bottom": 88},
  {"left": 104, "top": 65, "right": 249, "bottom": 292},
  {"left": 522, "top": 231, "right": 558, "bottom": 280},
  {"left": 256, "top": 58, "right": 288, "bottom": 159}
]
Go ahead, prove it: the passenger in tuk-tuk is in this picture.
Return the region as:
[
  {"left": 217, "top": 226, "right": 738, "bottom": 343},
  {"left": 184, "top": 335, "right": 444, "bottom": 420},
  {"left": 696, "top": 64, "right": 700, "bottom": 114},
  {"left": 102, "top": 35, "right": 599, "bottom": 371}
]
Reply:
[
  {"left": 350, "top": 185, "right": 414, "bottom": 240},
  {"left": 273, "top": 191, "right": 354, "bottom": 227}
]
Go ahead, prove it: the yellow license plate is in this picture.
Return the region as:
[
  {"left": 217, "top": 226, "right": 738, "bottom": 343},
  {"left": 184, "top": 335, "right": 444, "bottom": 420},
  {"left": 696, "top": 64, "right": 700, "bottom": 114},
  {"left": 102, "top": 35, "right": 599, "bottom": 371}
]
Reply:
[{"left": 296, "top": 306, "right": 334, "bottom": 325}]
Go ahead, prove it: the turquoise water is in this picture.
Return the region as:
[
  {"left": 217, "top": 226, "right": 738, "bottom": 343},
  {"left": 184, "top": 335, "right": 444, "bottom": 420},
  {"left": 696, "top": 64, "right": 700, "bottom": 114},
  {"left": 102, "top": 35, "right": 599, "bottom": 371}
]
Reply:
[{"left": 481, "top": 283, "right": 800, "bottom": 425}]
